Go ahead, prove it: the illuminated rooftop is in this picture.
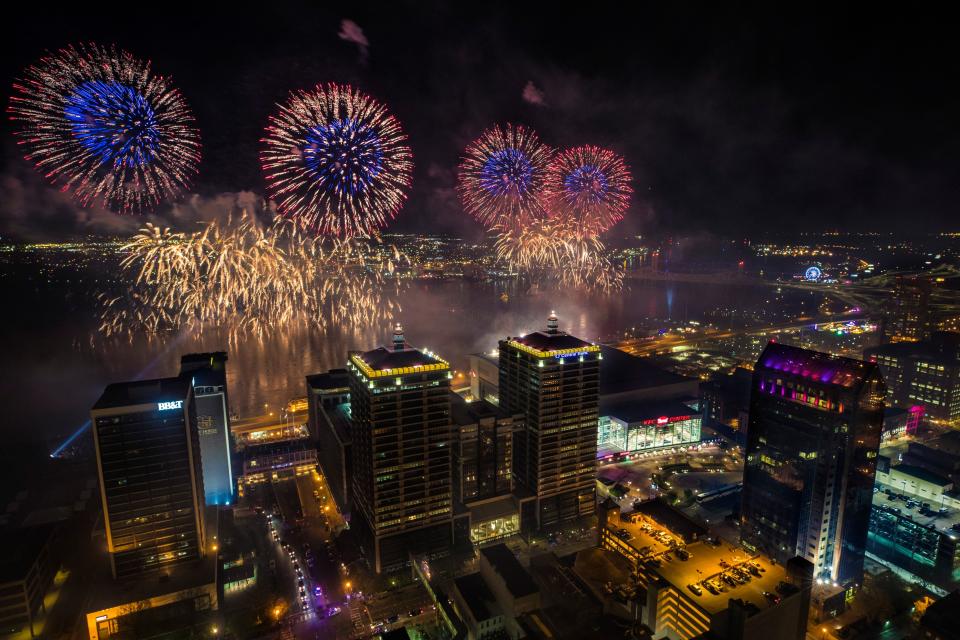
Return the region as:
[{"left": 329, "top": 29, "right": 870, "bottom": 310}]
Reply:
[
  {"left": 349, "top": 323, "right": 450, "bottom": 378},
  {"left": 502, "top": 312, "right": 600, "bottom": 359},
  {"left": 756, "top": 342, "right": 877, "bottom": 389},
  {"left": 604, "top": 509, "right": 789, "bottom": 615},
  {"left": 349, "top": 346, "right": 449, "bottom": 378}
]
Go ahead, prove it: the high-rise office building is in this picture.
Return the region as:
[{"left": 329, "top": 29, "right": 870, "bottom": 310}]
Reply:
[
  {"left": 180, "top": 352, "right": 234, "bottom": 505},
  {"left": 741, "top": 343, "right": 884, "bottom": 584},
  {"left": 91, "top": 377, "right": 207, "bottom": 579},
  {"left": 865, "top": 331, "right": 960, "bottom": 424},
  {"left": 347, "top": 324, "right": 454, "bottom": 573},
  {"left": 499, "top": 312, "right": 601, "bottom": 531},
  {"left": 884, "top": 275, "right": 933, "bottom": 342}
]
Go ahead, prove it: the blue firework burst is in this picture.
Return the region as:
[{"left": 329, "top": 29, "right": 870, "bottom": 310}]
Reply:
[
  {"left": 64, "top": 80, "right": 160, "bottom": 168},
  {"left": 8, "top": 43, "right": 201, "bottom": 213},
  {"left": 562, "top": 164, "right": 610, "bottom": 204},
  {"left": 303, "top": 117, "right": 383, "bottom": 197},
  {"left": 480, "top": 148, "right": 534, "bottom": 198},
  {"left": 457, "top": 124, "right": 552, "bottom": 229},
  {"left": 261, "top": 83, "right": 413, "bottom": 237},
  {"left": 544, "top": 145, "right": 631, "bottom": 235}
]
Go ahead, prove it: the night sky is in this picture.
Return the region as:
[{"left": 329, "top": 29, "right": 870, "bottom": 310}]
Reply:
[{"left": 2, "top": 2, "right": 958, "bottom": 239}]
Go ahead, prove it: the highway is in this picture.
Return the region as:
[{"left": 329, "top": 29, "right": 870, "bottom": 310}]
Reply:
[{"left": 615, "top": 311, "right": 867, "bottom": 357}]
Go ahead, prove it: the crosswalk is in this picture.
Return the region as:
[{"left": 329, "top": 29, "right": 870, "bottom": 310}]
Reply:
[{"left": 348, "top": 601, "right": 369, "bottom": 635}]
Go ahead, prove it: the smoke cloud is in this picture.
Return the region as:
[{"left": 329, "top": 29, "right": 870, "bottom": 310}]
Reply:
[
  {"left": 522, "top": 80, "right": 546, "bottom": 106},
  {"left": 338, "top": 19, "right": 369, "bottom": 63}
]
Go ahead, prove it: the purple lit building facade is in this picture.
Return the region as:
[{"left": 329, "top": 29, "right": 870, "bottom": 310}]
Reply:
[{"left": 741, "top": 343, "right": 885, "bottom": 585}]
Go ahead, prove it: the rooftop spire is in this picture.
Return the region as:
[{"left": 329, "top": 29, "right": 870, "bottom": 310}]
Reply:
[
  {"left": 546, "top": 311, "right": 559, "bottom": 334},
  {"left": 393, "top": 323, "right": 406, "bottom": 351}
]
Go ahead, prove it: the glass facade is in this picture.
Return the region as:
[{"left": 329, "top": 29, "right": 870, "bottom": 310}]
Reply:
[
  {"left": 92, "top": 390, "right": 206, "bottom": 579},
  {"left": 866, "top": 333, "right": 960, "bottom": 423},
  {"left": 741, "top": 343, "right": 884, "bottom": 585},
  {"left": 180, "top": 352, "right": 234, "bottom": 506},
  {"left": 469, "top": 513, "right": 520, "bottom": 544},
  {"left": 598, "top": 414, "right": 701, "bottom": 456}
]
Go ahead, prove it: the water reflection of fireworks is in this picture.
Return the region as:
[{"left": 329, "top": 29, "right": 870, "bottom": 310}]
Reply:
[{"left": 98, "top": 212, "right": 407, "bottom": 342}]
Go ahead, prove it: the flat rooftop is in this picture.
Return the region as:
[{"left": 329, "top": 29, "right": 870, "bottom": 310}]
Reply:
[
  {"left": 867, "top": 334, "right": 960, "bottom": 364},
  {"left": 450, "top": 394, "right": 514, "bottom": 425},
  {"left": 600, "top": 397, "right": 699, "bottom": 424},
  {"left": 349, "top": 344, "right": 449, "bottom": 377},
  {"left": 325, "top": 403, "right": 353, "bottom": 445},
  {"left": 306, "top": 368, "right": 350, "bottom": 392},
  {"left": 454, "top": 572, "right": 496, "bottom": 621},
  {"left": 599, "top": 346, "right": 694, "bottom": 395},
  {"left": 481, "top": 543, "right": 538, "bottom": 598},
  {"left": 873, "top": 479, "right": 960, "bottom": 534},
  {"left": 179, "top": 352, "right": 227, "bottom": 384},
  {"left": 240, "top": 438, "right": 314, "bottom": 457},
  {"left": 87, "top": 506, "right": 218, "bottom": 614},
  {"left": 657, "top": 541, "right": 785, "bottom": 615},
  {"left": 633, "top": 499, "right": 709, "bottom": 542},
  {"left": 917, "top": 430, "right": 960, "bottom": 456},
  {"left": 605, "top": 511, "right": 787, "bottom": 615},
  {"left": 887, "top": 464, "right": 951, "bottom": 487},
  {"left": 467, "top": 494, "right": 520, "bottom": 524},
  {"left": 92, "top": 376, "right": 191, "bottom": 411}
]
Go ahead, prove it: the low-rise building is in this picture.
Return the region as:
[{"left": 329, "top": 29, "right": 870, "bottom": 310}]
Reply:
[
  {"left": 451, "top": 573, "right": 506, "bottom": 640},
  {"left": 479, "top": 544, "right": 540, "bottom": 620},
  {"left": 0, "top": 524, "right": 58, "bottom": 639},
  {"left": 598, "top": 501, "right": 812, "bottom": 640},
  {"left": 236, "top": 437, "right": 318, "bottom": 486},
  {"left": 918, "top": 590, "right": 960, "bottom": 640},
  {"left": 598, "top": 398, "right": 702, "bottom": 463},
  {"left": 84, "top": 507, "right": 219, "bottom": 640},
  {"left": 867, "top": 466, "right": 960, "bottom": 593}
]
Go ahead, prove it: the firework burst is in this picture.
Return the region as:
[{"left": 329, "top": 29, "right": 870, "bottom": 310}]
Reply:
[
  {"left": 260, "top": 83, "right": 413, "bottom": 237},
  {"left": 8, "top": 43, "right": 200, "bottom": 213},
  {"left": 457, "top": 123, "right": 552, "bottom": 230},
  {"left": 543, "top": 145, "right": 631, "bottom": 235},
  {"left": 100, "top": 212, "right": 407, "bottom": 342},
  {"left": 493, "top": 218, "right": 623, "bottom": 292}
]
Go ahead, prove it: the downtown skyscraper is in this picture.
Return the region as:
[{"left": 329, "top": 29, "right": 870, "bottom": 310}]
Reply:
[
  {"left": 741, "top": 343, "right": 884, "bottom": 585},
  {"left": 180, "top": 352, "right": 234, "bottom": 506},
  {"left": 499, "top": 313, "right": 601, "bottom": 531},
  {"left": 90, "top": 377, "right": 207, "bottom": 579},
  {"left": 347, "top": 324, "right": 454, "bottom": 573}
]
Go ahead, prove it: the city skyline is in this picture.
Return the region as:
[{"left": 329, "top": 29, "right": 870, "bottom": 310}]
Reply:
[{"left": 4, "top": 5, "right": 960, "bottom": 640}]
